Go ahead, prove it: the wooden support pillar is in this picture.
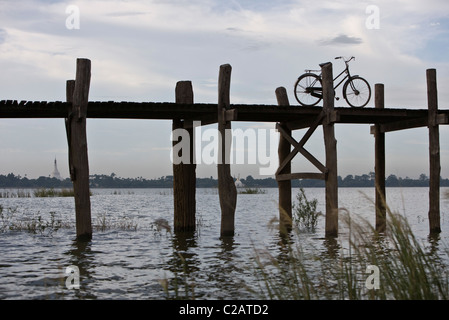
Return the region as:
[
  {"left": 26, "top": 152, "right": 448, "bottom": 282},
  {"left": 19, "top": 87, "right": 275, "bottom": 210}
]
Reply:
[
  {"left": 275, "top": 87, "right": 292, "bottom": 230},
  {"left": 218, "top": 64, "right": 237, "bottom": 237},
  {"left": 65, "top": 58, "right": 92, "bottom": 241},
  {"left": 427, "top": 68, "right": 441, "bottom": 234},
  {"left": 173, "top": 81, "right": 196, "bottom": 232},
  {"left": 321, "top": 62, "right": 338, "bottom": 237},
  {"left": 374, "top": 84, "right": 386, "bottom": 233}
]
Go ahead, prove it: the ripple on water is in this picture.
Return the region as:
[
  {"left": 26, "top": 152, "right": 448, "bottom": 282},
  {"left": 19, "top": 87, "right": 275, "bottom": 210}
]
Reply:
[{"left": 1, "top": 187, "right": 449, "bottom": 299}]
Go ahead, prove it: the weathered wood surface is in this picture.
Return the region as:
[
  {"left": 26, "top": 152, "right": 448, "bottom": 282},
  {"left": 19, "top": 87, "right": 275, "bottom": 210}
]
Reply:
[
  {"left": 67, "top": 58, "right": 92, "bottom": 241},
  {"left": 321, "top": 62, "right": 338, "bottom": 237},
  {"left": 275, "top": 87, "right": 292, "bottom": 230},
  {"left": 217, "top": 64, "right": 237, "bottom": 237},
  {"left": 427, "top": 69, "right": 441, "bottom": 234},
  {"left": 2, "top": 100, "right": 448, "bottom": 128},
  {"left": 173, "top": 81, "right": 196, "bottom": 232},
  {"left": 374, "top": 84, "right": 386, "bottom": 233}
]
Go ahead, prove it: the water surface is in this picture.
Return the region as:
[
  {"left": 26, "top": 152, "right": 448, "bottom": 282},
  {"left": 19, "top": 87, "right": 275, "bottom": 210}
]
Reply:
[{"left": 1, "top": 187, "right": 448, "bottom": 299}]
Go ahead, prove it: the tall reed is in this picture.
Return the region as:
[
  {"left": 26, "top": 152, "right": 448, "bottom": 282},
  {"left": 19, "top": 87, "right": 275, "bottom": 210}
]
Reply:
[{"left": 252, "top": 204, "right": 449, "bottom": 300}]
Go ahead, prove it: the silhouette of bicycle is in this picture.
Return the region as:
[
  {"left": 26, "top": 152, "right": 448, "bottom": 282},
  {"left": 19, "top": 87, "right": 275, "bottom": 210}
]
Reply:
[{"left": 294, "top": 56, "right": 371, "bottom": 108}]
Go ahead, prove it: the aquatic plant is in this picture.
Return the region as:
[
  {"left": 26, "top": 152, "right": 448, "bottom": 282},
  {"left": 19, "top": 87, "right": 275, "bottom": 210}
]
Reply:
[
  {"left": 33, "top": 188, "right": 92, "bottom": 197},
  {"left": 0, "top": 208, "right": 70, "bottom": 236},
  {"left": 94, "top": 212, "right": 138, "bottom": 231},
  {"left": 292, "top": 188, "right": 322, "bottom": 232},
  {"left": 0, "top": 190, "right": 31, "bottom": 198},
  {"left": 238, "top": 187, "right": 266, "bottom": 194},
  {"left": 252, "top": 205, "right": 449, "bottom": 300}
]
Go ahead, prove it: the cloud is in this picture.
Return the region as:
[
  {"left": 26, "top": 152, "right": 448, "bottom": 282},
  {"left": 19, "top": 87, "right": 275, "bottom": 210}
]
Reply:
[
  {"left": 105, "top": 11, "right": 150, "bottom": 18},
  {"left": 0, "top": 28, "right": 6, "bottom": 44},
  {"left": 318, "top": 34, "right": 363, "bottom": 46},
  {"left": 1, "top": 0, "right": 449, "bottom": 178}
]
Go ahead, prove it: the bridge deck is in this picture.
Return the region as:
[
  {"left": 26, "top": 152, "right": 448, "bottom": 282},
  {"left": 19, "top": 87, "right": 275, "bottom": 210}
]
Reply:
[{"left": 1, "top": 100, "right": 447, "bottom": 127}]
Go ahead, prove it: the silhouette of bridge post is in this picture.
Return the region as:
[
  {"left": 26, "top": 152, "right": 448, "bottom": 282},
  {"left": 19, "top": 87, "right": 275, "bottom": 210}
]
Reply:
[
  {"left": 173, "top": 81, "right": 196, "bottom": 232},
  {"left": 427, "top": 69, "right": 441, "bottom": 234},
  {"left": 218, "top": 64, "right": 237, "bottom": 237},
  {"left": 374, "top": 84, "right": 386, "bottom": 233},
  {"left": 275, "top": 87, "right": 292, "bottom": 231},
  {"left": 321, "top": 62, "right": 339, "bottom": 237},
  {"left": 65, "top": 58, "right": 92, "bottom": 241}
]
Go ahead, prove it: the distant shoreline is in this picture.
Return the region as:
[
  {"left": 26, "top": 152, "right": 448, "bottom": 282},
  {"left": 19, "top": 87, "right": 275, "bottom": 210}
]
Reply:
[{"left": 1, "top": 173, "right": 449, "bottom": 189}]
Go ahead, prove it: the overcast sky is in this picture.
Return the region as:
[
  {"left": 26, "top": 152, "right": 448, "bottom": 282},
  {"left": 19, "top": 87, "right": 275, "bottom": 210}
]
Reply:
[{"left": 1, "top": 0, "right": 449, "bottom": 179}]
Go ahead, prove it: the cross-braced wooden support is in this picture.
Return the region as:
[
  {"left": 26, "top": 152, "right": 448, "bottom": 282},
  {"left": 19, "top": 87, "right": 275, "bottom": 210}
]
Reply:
[
  {"left": 275, "top": 62, "right": 338, "bottom": 237},
  {"left": 275, "top": 112, "right": 327, "bottom": 182}
]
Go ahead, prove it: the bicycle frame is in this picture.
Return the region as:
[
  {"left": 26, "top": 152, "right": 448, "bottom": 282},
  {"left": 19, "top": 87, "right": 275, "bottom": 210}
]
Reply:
[
  {"left": 296, "top": 56, "right": 371, "bottom": 107},
  {"left": 307, "top": 58, "right": 353, "bottom": 98},
  {"left": 333, "top": 63, "right": 351, "bottom": 90}
]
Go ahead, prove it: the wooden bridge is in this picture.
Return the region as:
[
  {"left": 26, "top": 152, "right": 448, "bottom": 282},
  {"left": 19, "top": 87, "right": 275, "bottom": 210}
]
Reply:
[{"left": 1, "top": 58, "right": 447, "bottom": 240}]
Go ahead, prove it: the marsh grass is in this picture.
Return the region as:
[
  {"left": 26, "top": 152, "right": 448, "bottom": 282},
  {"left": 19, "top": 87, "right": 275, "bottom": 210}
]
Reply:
[
  {"left": 33, "top": 188, "right": 91, "bottom": 197},
  {"left": 0, "top": 190, "right": 32, "bottom": 198},
  {"left": 0, "top": 205, "right": 139, "bottom": 234},
  {"left": 94, "top": 212, "right": 138, "bottom": 231},
  {"left": 238, "top": 187, "right": 266, "bottom": 194},
  {"left": 252, "top": 204, "right": 449, "bottom": 300},
  {"left": 0, "top": 205, "right": 71, "bottom": 236}
]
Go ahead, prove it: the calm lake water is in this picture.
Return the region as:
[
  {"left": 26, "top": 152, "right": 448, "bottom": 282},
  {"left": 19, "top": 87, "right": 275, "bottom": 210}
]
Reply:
[{"left": 0, "top": 187, "right": 448, "bottom": 299}]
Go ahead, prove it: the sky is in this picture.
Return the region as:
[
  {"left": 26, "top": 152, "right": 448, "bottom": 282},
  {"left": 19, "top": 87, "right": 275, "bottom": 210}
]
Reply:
[{"left": 1, "top": 0, "right": 449, "bottom": 180}]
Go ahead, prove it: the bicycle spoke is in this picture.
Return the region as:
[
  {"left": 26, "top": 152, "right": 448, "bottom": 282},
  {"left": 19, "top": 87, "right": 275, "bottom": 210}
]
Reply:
[
  {"left": 344, "top": 77, "right": 371, "bottom": 108},
  {"left": 294, "top": 73, "right": 322, "bottom": 106}
]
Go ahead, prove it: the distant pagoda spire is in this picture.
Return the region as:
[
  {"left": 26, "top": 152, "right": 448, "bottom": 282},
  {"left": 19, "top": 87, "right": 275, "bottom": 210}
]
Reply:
[{"left": 51, "top": 157, "right": 62, "bottom": 180}]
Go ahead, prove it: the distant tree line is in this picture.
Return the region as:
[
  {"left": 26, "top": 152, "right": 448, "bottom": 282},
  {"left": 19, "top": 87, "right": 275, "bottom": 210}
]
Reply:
[{"left": 1, "top": 172, "right": 448, "bottom": 189}]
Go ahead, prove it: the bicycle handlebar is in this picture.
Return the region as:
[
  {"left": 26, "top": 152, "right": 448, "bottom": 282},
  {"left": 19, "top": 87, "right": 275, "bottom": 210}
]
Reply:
[{"left": 335, "top": 56, "right": 355, "bottom": 62}]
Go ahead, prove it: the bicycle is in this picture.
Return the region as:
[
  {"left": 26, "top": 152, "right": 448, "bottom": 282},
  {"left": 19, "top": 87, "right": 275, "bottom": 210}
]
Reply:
[{"left": 294, "top": 56, "right": 371, "bottom": 108}]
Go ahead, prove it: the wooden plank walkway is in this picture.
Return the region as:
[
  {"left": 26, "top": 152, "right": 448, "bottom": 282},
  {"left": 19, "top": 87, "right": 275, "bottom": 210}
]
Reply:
[{"left": 1, "top": 100, "right": 447, "bottom": 129}]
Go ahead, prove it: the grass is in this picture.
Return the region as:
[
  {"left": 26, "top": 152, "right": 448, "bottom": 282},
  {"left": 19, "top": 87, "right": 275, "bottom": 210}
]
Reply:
[
  {"left": 0, "top": 190, "right": 32, "bottom": 198},
  {"left": 0, "top": 188, "right": 93, "bottom": 198},
  {"left": 0, "top": 205, "right": 138, "bottom": 234},
  {"left": 252, "top": 203, "right": 449, "bottom": 300},
  {"left": 33, "top": 188, "right": 82, "bottom": 197},
  {"left": 0, "top": 205, "right": 71, "bottom": 235},
  {"left": 238, "top": 187, "right": 266, "bottom": 194},
  {"left": 292, "top": 188, "right": 322, "bottom": 232},
  {"left": 94, "top": 212, "right": 138, "bottom": 231}
]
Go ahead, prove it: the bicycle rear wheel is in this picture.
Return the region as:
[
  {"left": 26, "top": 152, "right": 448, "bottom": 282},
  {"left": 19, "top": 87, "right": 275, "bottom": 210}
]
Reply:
[
  {"left": 343, "top": 76, "right": 371, "bottom": 108},
  {"left": 294, "top": 73, "right": 322, "bottom": 106}
]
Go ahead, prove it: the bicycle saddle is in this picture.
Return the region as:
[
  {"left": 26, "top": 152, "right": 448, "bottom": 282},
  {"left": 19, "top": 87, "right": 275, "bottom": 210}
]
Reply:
[{"left": 304, "top": 69, "right": 321, "bottom": 73}]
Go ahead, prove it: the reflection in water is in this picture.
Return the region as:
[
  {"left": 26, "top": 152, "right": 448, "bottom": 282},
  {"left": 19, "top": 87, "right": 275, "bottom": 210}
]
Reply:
[
  {"left": 64, "top": 239, "right": 96, "bottom": 299},
  {"left": 163, "top": 231, "right": 199, "bottom": 299}
]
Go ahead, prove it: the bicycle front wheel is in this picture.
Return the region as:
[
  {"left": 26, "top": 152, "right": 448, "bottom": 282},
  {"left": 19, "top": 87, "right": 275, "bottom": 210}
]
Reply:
[
  {"left": 343, "top": 76, "right": 371, "bottom": 108},
  {"left": 294, "top": 73, "right": 322, "bottom": 106}
]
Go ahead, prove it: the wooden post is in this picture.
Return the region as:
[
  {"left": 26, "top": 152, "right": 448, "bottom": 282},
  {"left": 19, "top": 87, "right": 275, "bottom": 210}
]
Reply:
[
  {"left": 173, "top": 81, "right": 196, "bottom": 232},
  {"left": 218, "top": 64, "right": 237, "bottom": 237},
  {"left": 427, "top": 68, "right": 441, "bottom": 234},
  {"left": 374, "top": 84, "right": 386, "bottom": 233},
  {"left": 321, "top": 62, "right": 338, "bottom": 237},
  {"left": 66, "top": 58, "right": 92, "bottom": 241},
  {"left": 275, "top": 87, "right": 292, "bottom": 231}
]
